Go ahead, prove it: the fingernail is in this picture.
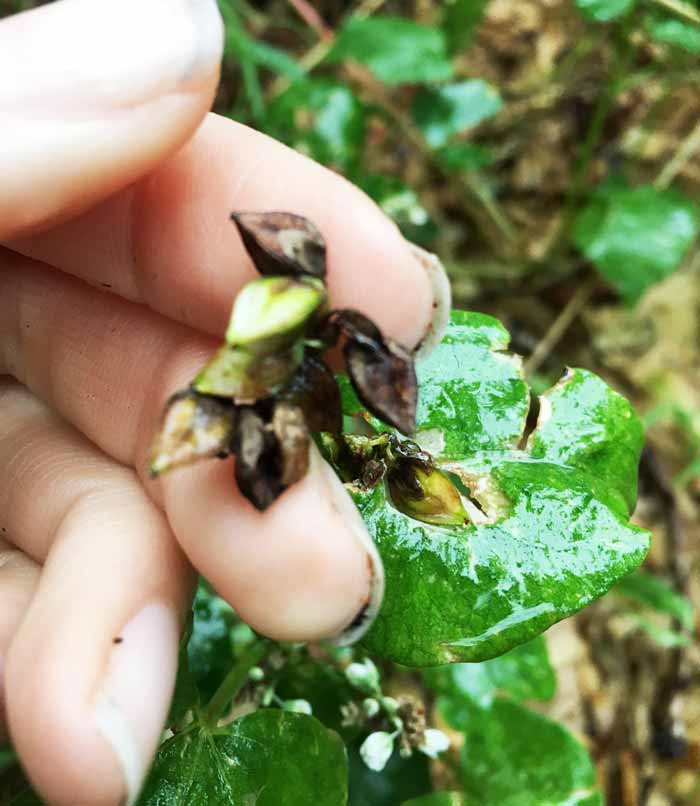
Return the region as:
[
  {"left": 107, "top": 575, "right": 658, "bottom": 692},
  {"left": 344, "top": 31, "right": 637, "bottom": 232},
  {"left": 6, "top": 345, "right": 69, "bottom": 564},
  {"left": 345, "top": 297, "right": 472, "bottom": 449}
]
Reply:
[
  {"left": 95, "top": 603, "right": 179, "bottom": 806},
  {"left": 407, "top": 243, "right": 451, "bottom": 361},
  {"left": 315, "top": 450, "right": 385, "bottom": 646}
]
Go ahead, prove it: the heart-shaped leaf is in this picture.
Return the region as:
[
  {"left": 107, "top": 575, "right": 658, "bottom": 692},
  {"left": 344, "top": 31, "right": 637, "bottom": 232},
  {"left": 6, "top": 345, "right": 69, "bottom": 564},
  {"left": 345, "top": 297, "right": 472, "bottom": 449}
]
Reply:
[
  {"left": 351, "top": 311, "right": 649, "bottom": 665},
  {"left": 137, "top": 710, "right": 347, "bottom": 806}
]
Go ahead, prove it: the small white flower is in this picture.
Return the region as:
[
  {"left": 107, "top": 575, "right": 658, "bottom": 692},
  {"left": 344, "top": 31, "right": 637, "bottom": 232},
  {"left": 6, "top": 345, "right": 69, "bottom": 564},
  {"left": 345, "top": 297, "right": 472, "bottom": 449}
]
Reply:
[
  {"left": 248, "top": 666, "right": 265, "bottom": 682},
  {"left": 419, "top": 728, "right": 451, "bottom": 759},
  {"left": 362, "top": 698, "right": 380, "bottom": 718},
  {"left": 345, "top": 658, "right": 380, "bottom": 694},
  {"left": 282, "top": 699, "right": 312, "bottom": 715},
  {"left": 379, "top": 696, "right": 399, "bottom": 716},
  {"left": 360, "top": 731, "right": 395, "bottom": 772}
]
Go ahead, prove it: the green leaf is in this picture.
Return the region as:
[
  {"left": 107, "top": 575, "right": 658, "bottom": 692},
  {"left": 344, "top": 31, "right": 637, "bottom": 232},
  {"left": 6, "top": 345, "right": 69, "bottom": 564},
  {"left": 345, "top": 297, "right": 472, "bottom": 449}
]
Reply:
[
  {"left": 348, "top": 736, "right": 431, "bottom": 806},
  {"left": 436, "top": 143, "right": 494, "bottom": 172},
  {"left": 575, "top": 0, "right": 636, "bottom": 22},
  {"left": 358, "top": 174, "right": 436, "bottom": 244},
  {"left": 573, "top": 184, "right": 698, "bottom": 304},
  {"left": 403, "top": 795, "right": 466, "bottom": 806},
  {"left": 529, "top": 368, "right": 644, "bottom": 513},
  {"left": 329, "top": 16, "right": 453, "bottom": 85},
  {"left": 412, "top": 80, "right": 503, "bottom": 148},
  {"left": 265, "top": 80, "right": 365, "bottom": 171},
  {"left": 645, "top": 11, "right": 700, "bottom": 53},
  {"left": 138, "top": 711, "right": 348, "bottom": 806},
  {"left": 458, "top": 700, "right": 602, "bottom": 805},
  {"left": 354, "top": 311, "right": 649, "bottom": 665},
  {"left": 614, "top": 570, "right": 695, "bottom": 630},
  {"left": 424, "top": 635, "right": 555, "bottom": 708},
  {"left": 442, "top": 0, "right": 489, "bottom": 52}
]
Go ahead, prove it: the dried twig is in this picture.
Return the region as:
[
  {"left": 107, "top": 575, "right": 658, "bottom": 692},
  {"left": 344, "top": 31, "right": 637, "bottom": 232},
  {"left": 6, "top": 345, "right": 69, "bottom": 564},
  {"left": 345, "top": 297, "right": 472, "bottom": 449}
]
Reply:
[
  {"left": 654, "top": 120, "right": 700, "bottom": 189},
  {"left": 651, "top": 0, "right": 700, "bottom": 25}
]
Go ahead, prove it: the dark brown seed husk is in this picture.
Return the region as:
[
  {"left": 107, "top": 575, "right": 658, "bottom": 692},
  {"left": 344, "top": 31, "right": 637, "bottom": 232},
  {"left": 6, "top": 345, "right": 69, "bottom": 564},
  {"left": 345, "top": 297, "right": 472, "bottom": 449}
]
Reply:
[
  {"left": 344, "top": 338, "right": 417, "bottom": 435},
  {"left": 232, "top": 407, "right": 283, "bottom": 511},
  {"left": 280, "top": 354, "right": 342, "bottom": 434},
  {"left": 148, "top": 390, "right": 235, "bottom": 477},
  {"left": 231, "top": 211, "right": 327, "bottom": 280},
  {"left": 272, "top": 402, "right": 310, "bottom": 486}
]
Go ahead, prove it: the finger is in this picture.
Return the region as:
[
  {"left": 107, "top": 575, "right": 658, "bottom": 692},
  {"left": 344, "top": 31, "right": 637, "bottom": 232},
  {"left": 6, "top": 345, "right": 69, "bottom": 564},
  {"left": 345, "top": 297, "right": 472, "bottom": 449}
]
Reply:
[
  {"left": 0, "top": 539, "right": 40, "bottom": 740},
  {"left": 7, "top": 113, "right": 440, "bottom": 350},
  {"left": 0, "top": 0, "right": 223, "bottom": 240},
  {"left": 0, "top": 380, "right": 190, "bottom": 805},
  {"left": 1, "top": 251, "right": 382, "bottom": 644}
]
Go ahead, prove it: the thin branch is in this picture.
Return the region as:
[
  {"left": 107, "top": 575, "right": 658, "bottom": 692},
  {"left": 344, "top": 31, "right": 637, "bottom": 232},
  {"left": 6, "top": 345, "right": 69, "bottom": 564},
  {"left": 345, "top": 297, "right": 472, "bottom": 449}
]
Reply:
[
  {"left": 651, "top": 0, "right": 700, "bottom": 24},
  {"left": 654, "top": 120, "right": 700, "bottom": 189},
  {"left": 524, "top": 275, "right": 597, "bottom": 375},
  {"left": 287, "top": 0, "right": 333, "bottom": 40}
]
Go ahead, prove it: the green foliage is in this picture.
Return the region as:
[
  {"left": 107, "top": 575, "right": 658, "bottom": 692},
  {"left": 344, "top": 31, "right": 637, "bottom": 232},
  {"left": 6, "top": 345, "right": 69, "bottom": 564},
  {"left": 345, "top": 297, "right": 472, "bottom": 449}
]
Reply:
[
  {"left": 456, "top": 699, "right": 602, "bottom": 806},
  {"left": 441, "top": 0, "right": 489, "bottom": 52},
  {"left": 645, "top": 10, "right": 700, "bottom": 53},
  {"left": 0, "top": 749, "right": 16, "bottom": 774},
  {"left": 614, "top": 570, "right": 695, "bottom": 630},
  {"left": 424, "top": 636, "right": 555, "bottom": 708},
  {"left": 265, "top": 80, "right": 365, "bottom": 171},
  {"left": 575, "top": 0, "right": 636, "bottom": 22},
  {"left": 411, "top": 80, "right": 503, "bottom": 148},
  {"left": 573, "top": 183, "right": 698, "bottom": 303},
  {"left": 138, "top": 710, "right": 347, "bottom": 806},
  {"left": 357, "top": 175, "right": 436, "bottom": 244},
  {"left": 348, "top": 739, "right": 432, "bottom": 806},
  {"left": 329, "top": 16, "right": 453, "bottom": 85},
  {"left": 356, "top": 311, "right": 649, "bottom": 666}
]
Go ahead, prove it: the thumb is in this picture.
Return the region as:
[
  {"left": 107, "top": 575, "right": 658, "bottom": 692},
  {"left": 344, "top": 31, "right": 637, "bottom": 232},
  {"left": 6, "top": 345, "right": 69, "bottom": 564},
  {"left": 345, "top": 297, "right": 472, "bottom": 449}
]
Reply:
[{"left": 0, "top": 0, "right": 223, "bottom": 240}]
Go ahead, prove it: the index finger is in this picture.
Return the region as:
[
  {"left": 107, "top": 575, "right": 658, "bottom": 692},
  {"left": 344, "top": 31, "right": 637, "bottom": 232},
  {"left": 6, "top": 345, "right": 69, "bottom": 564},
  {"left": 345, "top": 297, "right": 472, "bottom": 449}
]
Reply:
[{"left": 7, "top": 114, "right": 438, "bottom": 349}]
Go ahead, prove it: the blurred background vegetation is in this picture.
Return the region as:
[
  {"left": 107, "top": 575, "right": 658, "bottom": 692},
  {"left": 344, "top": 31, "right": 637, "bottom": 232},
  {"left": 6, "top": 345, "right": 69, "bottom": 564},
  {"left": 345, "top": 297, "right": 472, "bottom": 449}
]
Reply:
[{"left": 2, "top": 0, "right": 700, "bottom": 803}]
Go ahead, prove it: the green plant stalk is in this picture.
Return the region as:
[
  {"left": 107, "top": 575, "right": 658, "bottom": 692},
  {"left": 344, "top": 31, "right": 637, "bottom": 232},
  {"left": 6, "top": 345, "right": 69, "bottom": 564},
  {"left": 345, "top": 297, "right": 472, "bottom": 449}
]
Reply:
[{"left": 204, "top": 638, "right": 271, "bottom": 727}]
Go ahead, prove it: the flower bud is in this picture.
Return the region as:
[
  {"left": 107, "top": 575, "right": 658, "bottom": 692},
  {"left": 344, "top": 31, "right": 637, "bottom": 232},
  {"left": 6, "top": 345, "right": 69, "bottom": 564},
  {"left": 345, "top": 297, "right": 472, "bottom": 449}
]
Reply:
[
  {"left": 359, "top": 731, "right": 395, "bottom": 772},
  {"left": 225, "top": 276, "right": 326, "bottom": 355},
  {"left": 281, "top": 699, "right": 313, "bottom": 715},
  {"left": 345, "top": 658, "right": 381, "bottom": 695},
  {"left": 418, "top": 728, "right": 450, "bottom": 759},
  {"left": 362, "top": 698, "right": 380, "bottom": 718},
  {"left": 387, "top": 460, "right": 468, "bottom": 527}
]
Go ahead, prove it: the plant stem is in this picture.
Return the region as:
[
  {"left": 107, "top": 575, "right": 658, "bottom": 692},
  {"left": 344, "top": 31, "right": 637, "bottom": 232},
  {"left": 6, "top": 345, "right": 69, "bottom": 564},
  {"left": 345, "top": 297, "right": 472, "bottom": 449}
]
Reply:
[
  {"left": 651, "top": 0, "right": 700, "bottom": 24},
  {"left": 524, "top": 275, "right": 597, "bottom": 375},
  {"left": 204, "top": 638, "right": 271, "bottom": 727},
  {"left": 654, "top": 119, "right": 700, "bottom": 189}
]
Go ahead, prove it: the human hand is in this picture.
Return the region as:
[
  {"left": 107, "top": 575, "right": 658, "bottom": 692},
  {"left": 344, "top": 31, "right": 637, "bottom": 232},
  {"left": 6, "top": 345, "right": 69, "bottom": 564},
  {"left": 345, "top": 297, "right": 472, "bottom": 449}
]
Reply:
[{"left": 0, "top": 1, "right": 441, "bottom": 803}]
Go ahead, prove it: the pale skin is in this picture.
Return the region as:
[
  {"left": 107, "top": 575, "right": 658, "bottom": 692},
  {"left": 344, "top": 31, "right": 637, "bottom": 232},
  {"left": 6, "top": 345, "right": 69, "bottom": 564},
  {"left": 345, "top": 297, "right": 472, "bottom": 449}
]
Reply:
[{"left": 0, "top": 0, "right": 436, "bottom": 803}]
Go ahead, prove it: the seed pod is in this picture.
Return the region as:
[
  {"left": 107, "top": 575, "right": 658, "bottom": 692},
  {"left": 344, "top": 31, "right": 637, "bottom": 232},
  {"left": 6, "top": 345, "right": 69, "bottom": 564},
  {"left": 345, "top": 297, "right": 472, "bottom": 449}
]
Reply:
[
  {"left": 148, "top": 390, "right": 235, "bottom": 477},
  {"left": 386, "top": 458, "right": 467, "bottom": 527},
  {"left": 231, "top": 211, "right": 327, "bottom": 280},
  {"left": 326, "top": 310, "right": 418, "bottom": 435},
  {"left": 192, "top": 342, "right": 305, "bottom": 402},
  {"left": 280, "top": 354, "right": 342, "bottom": 434},
  {"left": 226, "top": 276, "right": 327, "bottom": 355},
  {"left": 231, "top": 401, "right": 310, "bottom": 511}
]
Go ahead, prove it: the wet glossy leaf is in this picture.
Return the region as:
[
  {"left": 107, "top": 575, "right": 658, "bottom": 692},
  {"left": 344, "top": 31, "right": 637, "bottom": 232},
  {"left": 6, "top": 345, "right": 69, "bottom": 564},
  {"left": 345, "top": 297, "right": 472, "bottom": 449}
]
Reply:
[
  {"left": 265, "top": 79, "right": 366, "bottom": 171},
  {"left": 232, "top": 211, "right": 327, "bottom": 280},
  {"left": 645, "top": 11, "right": 700, "bottom": 53},
  {"left": 529, "top": 368, "right": 644, "bottom": 512},
  {"left": 412, "top": 80, "right": 503, "bottom": 148},
  {"left": 352, "top": 311, "right": 649, "bottom": 665},
  {"left": 442, "top": 0, "right": 488, "bottom": 52},
  {"left": 329, "top": 16, "right": 453, "bottom": 85},
  {"left": 403, "top": 794, "right": 465, "bottom": 806},
  {"left": 573, "top": 184, "right": 698, "bottom": 303},
  {"left": 575, "top": 0, "right": 636, "bottom": 22},
  {"left": 148, "top": 391, "right": 235, "bottom": 477},
  {"left": 424, "top": 635, "right": 555, "bottom": 709},
  {"left": 137, "top": 711, "right": 348, "bottom": 806},
  {"left": 457, "top": 700, "right": 602, "bottom": 806}
]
